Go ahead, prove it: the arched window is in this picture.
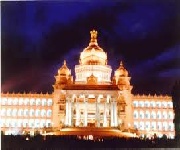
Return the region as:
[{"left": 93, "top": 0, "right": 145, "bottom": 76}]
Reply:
[
  {"left": 40, "top": 119, "right": 46, "bottom": 128},
  {"left": 167, "top": 102, "right": 173, "bottom": 108},
  {"left": 28, "top": 119, "right": 34, "bottom": 127},
  {"left": 42, "top": 98, "right": 47, "bottom": 106},
  {"left": 46, "top": 119, "right": 51, "bottom": 127},
  {"left": 13, "top": 98, "right": 18, "bottom": 105},
  {"left": 168, "top": 111, "right": 174, "bottom": 119},
  {"left": 0, "top": 119, "right": 5, "bottom": 127},
  {"left": 24, "top": 98, "right": 29, "bottom": 105},
  {"left": 156, "top": 101, "right": 161, "bottom": 108},
  {"left": 7, "top": 98, "right": 12, "bottom": 105},
  {"left": 168, "top": 122, "right": 174, "bottom": 131},
  {"left": 5, "top": 119, "right": 11, "bottom": 127},
  {"left": 35, "top": 109, "right": 40, "bottom": 117},
  {"left": 150, "top": 101, "right": 155, "bottom": 107},
  {"left": 41, "top": 109, "right": 46, "bottom": 117},
  {"left": 12, "top": 109, "right": 17, "bottom": 117},
  {"left": 145, "top": 111, "right": 150, "bottom": 119},
  {"left": 47, "top": 99, "right": 53, "bottom": 106},
  {"left": 144, "top": 101, "right": 150, "bottom": 107},
  {"left": 30, "top": 98, "right": 35, "bottom": 106},
  {"left": 162, "top": 101, "right": 167, "bottom": 108},
  {"left": 24, "top": 109, "right": 29, "bottom": 117},
  {"left": 162, "top": 122, "right": 168, "bottom": 131},
  {"left": 139, "top": 121, "right": 144, "bottom": 130},
  {"left": 145, "top": 121, "right": 150, "bottom": 130},
  {"left": 36, "top": 98, "right": 41, "bottom": 106},
  {"left": 19, "top": 98, "right": 24, "bottom": 105},
  {"left": 30, "top": 109, "right": 35, "bottom": 117},
  {"left": 34, "top": 119, "right": 40, "bottom": 128},
  {"left": 139, "top": 101, "right": 144, "bottom": 107},
  {"left": 18, "top": 109, "right": 23, "bottom": 116},
  {"left": 157, "top": 111, "right": 161, "bottom": 119},
  {"left": 134, "top": 122, "right": 138, "bottom": 129},
  {"left": 133, "top": 101, "right": 138, "bottom": 107},
  {"left": 1, "top": 98, "right": 7, "bottom": 105},
  {"left": 133, "top": 111, "right": 138, "bottom": 119},
  {"left": 11, "top": 119, "right": 17, "bottom": 127},
  {"left": 151, "top": 122, "right": 156, "bottom": 130},
  {"left": 157, "top": 122, "right": 162, "bottom": 131},
  {"left": 17, "top": 119, "right": 22, "bottom": 127},
  {"left": 162, "top": 111, "right": 167, "bottom": 119},
  {"left": 151, "top": 111, "right": 156, "bottom": 119},
  {"left": 23, "top": 119, "right": 28, "bottom": 127},
  {"left": 1, "top": 108, "right": 6, "bottom": 116},
  {"left": 7, "top": 109, "right": 11, "bottom": 116},
  {"left": 139, "top": 110, "right": 144, "bottom": 119},
  {"left": 47, "top": 109, "right": 52, "bottom": 117}
]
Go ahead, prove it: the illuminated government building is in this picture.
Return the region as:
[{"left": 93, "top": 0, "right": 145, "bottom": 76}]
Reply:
[{"left": 1, "top": 30, "right": 175, "bottom": 138}]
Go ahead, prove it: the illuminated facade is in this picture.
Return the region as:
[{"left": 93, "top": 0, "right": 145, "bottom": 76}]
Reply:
[
  {"left": 1, "top": 93, "right": 53, "bottom": 135},
  {"left": 0, "top": 30, "right": 175, "bottom": 138}
]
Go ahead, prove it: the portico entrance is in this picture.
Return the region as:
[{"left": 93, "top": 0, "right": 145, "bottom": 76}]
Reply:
[{"left": 88, "top": 123, "right": 95, "bottom": 127}]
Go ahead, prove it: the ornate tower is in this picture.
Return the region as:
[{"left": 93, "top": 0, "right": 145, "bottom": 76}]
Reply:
[
  {"left": 54, "top": 60, "right": 73, "bottom": 89},
  {"left": 75, "top": 30, "right": 112, "bottom": 84},
  {"left": 113, "top": 61, "right": 133, "bottom": 130},
  {"left": 52, "top": 60, "right": 73, "bottom": 128}
]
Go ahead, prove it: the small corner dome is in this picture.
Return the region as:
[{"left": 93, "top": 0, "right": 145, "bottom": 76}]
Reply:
[
  {"left": 58, "top": 60, "right": 71, "bottom": 76},
  {"left": 115, "top": 61, "right": 128, "bottom": 77}
]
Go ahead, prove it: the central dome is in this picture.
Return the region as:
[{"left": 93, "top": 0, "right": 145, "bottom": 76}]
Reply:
[
  {"left": 79, "top": 30, "right": 107, "bottom": 65},
  {"left": 75, "top": 30, "right": 112, "bottom": 84}
]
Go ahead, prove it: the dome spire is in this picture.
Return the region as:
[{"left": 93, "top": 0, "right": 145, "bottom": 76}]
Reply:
[
  {"left": 64, "top": 60, "right": 66, "bottom": 66},
  {"left": 114, "top": 60, "right": 128, "bottom": 78},
  {"left": 119, "top": 61, "right": 124, "bottom": 69},
  {"left": 90, "top": 30, "right": 98, "bottom": 45},
  {"left": 58, "top": 60, "right": 70, "bottom": 75},
  {"left": 120, "top": 61, "right": 123, "bottom": 66}
]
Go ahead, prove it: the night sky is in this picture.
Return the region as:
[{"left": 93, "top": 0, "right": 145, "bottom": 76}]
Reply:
[{"left": 1, "top": 1, "right": 180, "bottom": 95}]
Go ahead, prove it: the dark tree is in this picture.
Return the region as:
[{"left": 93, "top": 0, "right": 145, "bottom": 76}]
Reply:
[{"left": 172, "top": 81, "right": 180, "bottom": 139}]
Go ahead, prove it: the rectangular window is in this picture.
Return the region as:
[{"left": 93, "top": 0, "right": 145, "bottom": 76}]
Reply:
[
  {"left": 59, "top": 105, "right": 64, "bottom": 110},
  {"left": 48, "top": 123, "right": 51, "bottom": 127}
]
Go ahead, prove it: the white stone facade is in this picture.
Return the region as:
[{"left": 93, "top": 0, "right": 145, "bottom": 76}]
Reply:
[{"left": 0, "top": 30, "right": 175, "bottom": 138}]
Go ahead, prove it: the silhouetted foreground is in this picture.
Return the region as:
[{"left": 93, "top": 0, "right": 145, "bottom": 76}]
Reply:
[{"left": 1, "top": 135, "right": 179, "bottom": 149}]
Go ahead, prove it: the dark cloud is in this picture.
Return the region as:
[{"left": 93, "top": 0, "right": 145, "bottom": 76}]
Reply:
[{"left": 1, "top": 1, "right": 180, "bottom": 94}]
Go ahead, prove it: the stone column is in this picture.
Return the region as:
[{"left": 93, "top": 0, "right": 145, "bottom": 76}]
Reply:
[
  {"left": 103, "top": 101, "right": 107, "bottom": 127},
  {"left": 65, "top": 99, "right": 69, "bottom": 125},
  {"left": 84, "top": 101, "right": 87, "bottom": 127},
  {"left": 114, "top": 101, "right": 117, "bottom": 127},
  {"left": 95, "top": 98, "right": 97, "bottom": 127},
  {"left": 68, "top": 101, "right": 71, "bottom": 126},
  {"left": 76, "top": 101, "right": 79, "bottom": 126},
  {"left": 111, "top": 100, "right": 114, "bottom": 127},
  {"left": 95, "top": 96, "right": 99, "bottom": 127},
  {"left": 97, "top": 96, "right": 101, "bottom": 127}
]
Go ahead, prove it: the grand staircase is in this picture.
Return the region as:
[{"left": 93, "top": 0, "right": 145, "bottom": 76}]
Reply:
[{"left": 50, "top": 127, "right": 137, "bottom": 138}]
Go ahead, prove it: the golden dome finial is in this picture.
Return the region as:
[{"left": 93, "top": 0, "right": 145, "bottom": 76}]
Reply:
[
  {"left": 90, "top": 30, "right": 97, "bottom": 39},
  {"left": 90, "top": 30, "right": 98, "bottom": 45},
  {"left": 120, "top": 61, "right": 123, "bottom": 67},
  {"left": 63, "top": 60, "right": 66, "bottom": 66},
  {"left": 119, "top": 61, "right": 125, "bottom": 70}
]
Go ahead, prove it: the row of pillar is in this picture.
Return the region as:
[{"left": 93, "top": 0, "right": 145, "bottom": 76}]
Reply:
[{"left": 65, "top": 95, "right": 118, "bottom": 127}]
